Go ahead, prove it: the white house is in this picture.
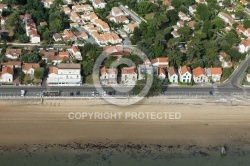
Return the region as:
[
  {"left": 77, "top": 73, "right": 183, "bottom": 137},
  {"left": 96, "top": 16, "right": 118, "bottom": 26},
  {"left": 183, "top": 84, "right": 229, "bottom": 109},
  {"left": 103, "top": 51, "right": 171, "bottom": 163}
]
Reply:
[
  {"left": 158, "top": 67, "right": 166, "bottom": 81},
  {"left": 0, "top": 4, "right": 7, "bottom": 13},
  {"left": 244, "top": 28, "right": 250, "bottom": 38},
  {"left": 25, "top": 17, "right": 41, "bottom": 43},
  {"left": 151, "top": 57, "right": 169, "bottom": 68},
  {"left": 193, "top": 67, "right": 209, "bottom": 83},
  {"left": 90, "top": 0, "right": 107, "bottom": 9},
  {"left": 239, "top": 40, "right": 250, "bottom": 53},
  {"left": 5, "top": 49, "right": 22, "bottom": 59},
  {"left": 70, "top": 46, "right": 82, "bottom": 60},
  {"left": 100, "top": 66, "right": 118, "bottom": 85},
  {"left": 93, "top": 19, "right": 110, "bottom": 32},
  {"left": 178, "top": 65, "right": 192, "bottom": 83},
  {"left": 189, "top": 4, "right": 197, "bottom": 14},
  {"left": 171, "top": 30, "right": 181, "bottom": 38},
  {"left": 121, "top": 67, "right": 137, "bottom": 85},
  {"left": 218, "top": 51, "right": 232, "bottom": 68},
  {"left": 53, "top": 33, "right": 62, "bottom": 42},
  {"left": 178, "top": 12, "right": 191, "bottom": 21},
  {"left": 196, "top": 0, "right": 207, "bottom": 4},
  {"left": 123, "top": 23, "right": 139, "bottom": 33},
  {"left": 218, "top": 12, "right": 235, "bottom": 26},
  {"left": 111, "top": 7, "right": 124, "bottom": 17},
  {"left": 168, "top": 66, "right": 178, "bottom": 83},
  {"left": 240, "top": 0, "right": 248, "bottom": 5},
  {"left": 1, "top": 61, "right": 21, "bottom": 68},
  {"left": 0, "top": 67, "right": 13, "bottom": 83},
  {"left": 47, "top": 64, "right": 82, "bottom": 86},
  {"left": 137, "top": 64, "right": 158, "bottom": 80},
  {"left": 1, "top": 16, "right": 6, "bottom": 25},
  {"left": 205, "top": 67, "right": 222, "bottom": 82},
  {"left": 247, "top": 74, "right": 250, "bottom": 82},
  {"left": 65, "top": 0, "right": 72, "bottom": 4},
  {"left": 22, "top": 63, "right": 40, "bottom": 75},
  {"left": 42, "top": 0, "right": 55, "bottom": 8}
]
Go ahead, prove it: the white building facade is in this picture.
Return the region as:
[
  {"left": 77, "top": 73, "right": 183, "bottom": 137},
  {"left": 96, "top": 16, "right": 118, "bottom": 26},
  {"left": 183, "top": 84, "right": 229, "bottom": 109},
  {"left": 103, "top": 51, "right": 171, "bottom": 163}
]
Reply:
[{"left": 47, "top": 64, "right": 82, "bottom": 86}]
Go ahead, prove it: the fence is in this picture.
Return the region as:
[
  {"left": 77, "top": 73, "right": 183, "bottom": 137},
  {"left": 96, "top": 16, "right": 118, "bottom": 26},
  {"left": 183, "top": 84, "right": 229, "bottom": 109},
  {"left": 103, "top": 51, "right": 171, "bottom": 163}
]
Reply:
[{"left": 0, "top": 91, "right": 248, "bottom": 100}]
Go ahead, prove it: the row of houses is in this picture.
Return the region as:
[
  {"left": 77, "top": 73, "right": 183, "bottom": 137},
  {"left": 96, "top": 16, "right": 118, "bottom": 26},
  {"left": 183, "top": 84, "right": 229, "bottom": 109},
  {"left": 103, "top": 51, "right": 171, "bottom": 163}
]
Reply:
[
  {"left": 0, "top": 60, "right": 83, "bottom": 86},
  {"left": 5, "top": 45, "right": 82, "bottom": 61},
  {"left": 100, "top": 57, "right": 223, "bottom": 85},
  {"left": 0, "top": 62, "right": 40, "bottom": 83},
  {"left": 23, "top": 14, "right": 41, "bottom": 43}
]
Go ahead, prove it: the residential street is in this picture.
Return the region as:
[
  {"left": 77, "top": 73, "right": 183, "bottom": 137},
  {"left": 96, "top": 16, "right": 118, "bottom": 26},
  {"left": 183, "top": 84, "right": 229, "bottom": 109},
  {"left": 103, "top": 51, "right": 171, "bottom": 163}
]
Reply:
[{"left": 119, "top": 4, "right": 143, "bottom": 23}]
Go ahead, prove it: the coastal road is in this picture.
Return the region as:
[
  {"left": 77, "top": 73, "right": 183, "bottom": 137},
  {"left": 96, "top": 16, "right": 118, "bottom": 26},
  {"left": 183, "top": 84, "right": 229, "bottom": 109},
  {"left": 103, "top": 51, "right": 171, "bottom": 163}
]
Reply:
[
  {"left": 0, "top": 42, "right": 70, "bottom": 49},
  {"left": 0, "top": 85, "right": 247, "bottom": 97},
  {"left": 219, "top": 54, "right": 250, "bottom": 88}
]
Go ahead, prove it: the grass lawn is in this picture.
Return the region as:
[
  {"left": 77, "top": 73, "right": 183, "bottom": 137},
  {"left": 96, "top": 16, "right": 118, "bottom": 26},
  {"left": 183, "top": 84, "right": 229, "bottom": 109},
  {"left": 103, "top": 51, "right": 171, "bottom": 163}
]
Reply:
[
  {"left": 85, "top": 75, "right": 94, "bottom": 84},
  {"left": 144, "top": 12, "right": 155, "bottom": 20}
]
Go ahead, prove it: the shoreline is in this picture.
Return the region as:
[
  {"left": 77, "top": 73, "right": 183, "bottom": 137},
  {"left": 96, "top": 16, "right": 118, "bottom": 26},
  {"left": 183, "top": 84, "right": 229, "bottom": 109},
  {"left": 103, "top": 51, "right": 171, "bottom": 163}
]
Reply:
[{"left": 1, "top": 98, "right": 250, "bottom": 164}]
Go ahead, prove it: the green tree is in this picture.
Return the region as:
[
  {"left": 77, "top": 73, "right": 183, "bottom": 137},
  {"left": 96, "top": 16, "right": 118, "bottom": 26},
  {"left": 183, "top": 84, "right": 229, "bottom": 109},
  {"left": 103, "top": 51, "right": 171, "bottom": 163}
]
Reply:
[
  {"left": 235, "top": 10, "right": 246, "bottom": 19},
  {"left": 133, "top": 76, "right": 163, "bottom": 97},
  {"left": 226, "top": 48, "right": 242, "bottom": 62},
  {"left": 177, "top": 26, "right": 190, "bottom": 37},
  {"left": 25, "top": 52, "right": 41, "bottom": 63},
  {"left": 196, "top": 4, "right": 211, "bottom": 21},
  {"left": 243, "top": 19, "right": 250, "bottom": 29},
  {"left": 137, "top": 1, "right": 154, "bottom": 15},
  {"left": 222, "top": 67, "right": 233, "bottom": 81},
  {"left": 34, "top": 68, "right": 44, "bottom": 79},
  {"left": 82, "top": 60, "right": 94, "bottom": 76},
  {"left": 105, "top": 56, "right": 117, "bottom": 68},
  {"left": 18, "top": 35, "right": 30, "bottom": 43},
  {"left": 19, "top": 71, "right": 25, "bottom": 84},
  {"left": 212, "top": 18, "right": 225, "bottom": 30},
  {"left": 171, "top": 0, "right": 182, "bottom": 8},
  {"left": 222, "top": 0, "right": 232, "bottom": 6},
  {"left": 5, "top": 11, "right": 21, "bottom": 28}
]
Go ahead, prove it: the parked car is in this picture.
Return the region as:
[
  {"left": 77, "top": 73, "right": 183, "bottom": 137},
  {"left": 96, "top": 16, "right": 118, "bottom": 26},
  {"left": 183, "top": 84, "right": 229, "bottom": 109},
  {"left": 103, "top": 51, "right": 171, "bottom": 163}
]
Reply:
[{"left": 21, "top": 90, "right": 26, "bottom": 97}]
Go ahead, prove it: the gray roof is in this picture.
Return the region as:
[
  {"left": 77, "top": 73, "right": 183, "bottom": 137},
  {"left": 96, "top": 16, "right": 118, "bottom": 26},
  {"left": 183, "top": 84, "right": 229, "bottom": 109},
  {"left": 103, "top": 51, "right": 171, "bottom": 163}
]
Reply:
[{"left": 138, "top": 65, "right": 158, "bottom": 75}]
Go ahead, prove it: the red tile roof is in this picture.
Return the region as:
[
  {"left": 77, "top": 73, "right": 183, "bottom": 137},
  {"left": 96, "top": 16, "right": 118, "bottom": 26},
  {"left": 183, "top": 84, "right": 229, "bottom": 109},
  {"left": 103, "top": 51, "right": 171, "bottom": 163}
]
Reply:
[
  {"left": 193, "top": 67, "right": 206, "bottom": 77},
  {"left": 1, "top": 67, "right": 13, "bottom": 75},
  {"left": 210, "top": 68, "right": 222, "bottom": 75},
  {"left": 180, "top": 65, "right": 191, "bottom": 75}
]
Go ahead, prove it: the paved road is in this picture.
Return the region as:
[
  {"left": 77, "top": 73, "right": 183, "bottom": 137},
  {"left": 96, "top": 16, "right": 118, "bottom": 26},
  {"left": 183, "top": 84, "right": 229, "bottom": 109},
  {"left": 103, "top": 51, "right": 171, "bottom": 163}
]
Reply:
[
  {"left": 1, "top": 42, "right": 70, "bottom": 49},
  {"left": 119, "top": 4, "right": 143, "bottom": 23},
  {"left": 219, "top": 55, "right": 250, "bottom": 88},
  {"left": 0, "top": 85, "right": 248, "bottom": 97},
  {"left": 244, "top": 8, "right": 250, "bottom": 16}
]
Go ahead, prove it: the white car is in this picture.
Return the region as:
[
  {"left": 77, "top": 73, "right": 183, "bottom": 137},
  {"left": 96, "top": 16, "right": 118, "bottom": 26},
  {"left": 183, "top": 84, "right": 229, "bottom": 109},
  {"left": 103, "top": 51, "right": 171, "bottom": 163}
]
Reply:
[{"left": 21, "top": 90, "right": 25, "bottom": 97}]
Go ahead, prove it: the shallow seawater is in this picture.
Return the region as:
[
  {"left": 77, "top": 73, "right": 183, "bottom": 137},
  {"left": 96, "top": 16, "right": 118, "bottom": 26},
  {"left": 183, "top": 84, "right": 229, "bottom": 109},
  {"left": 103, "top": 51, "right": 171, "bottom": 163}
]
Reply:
[{"left": 1, "top": 144, "right": 250, "bottom": 166}]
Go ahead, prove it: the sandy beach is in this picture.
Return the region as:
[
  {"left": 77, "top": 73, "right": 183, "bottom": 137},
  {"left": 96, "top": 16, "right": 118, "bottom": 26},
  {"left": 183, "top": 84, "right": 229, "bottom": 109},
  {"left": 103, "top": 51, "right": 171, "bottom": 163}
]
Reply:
[{"left": 0, "top": 98, "right": 250, "bottom": 147}]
